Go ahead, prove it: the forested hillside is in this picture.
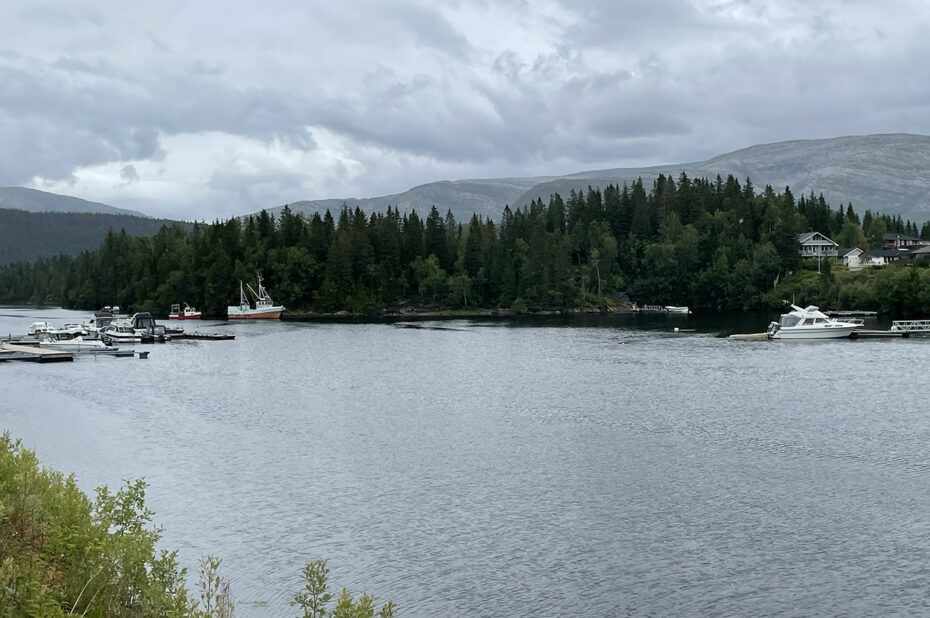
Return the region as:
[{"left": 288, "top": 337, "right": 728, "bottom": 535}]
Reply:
[
  {"left": 2, "top": 173, "right": 929, "bottom": 317},
  {"left": 0, "top": 209, "right": 194, "bottom": 264}
]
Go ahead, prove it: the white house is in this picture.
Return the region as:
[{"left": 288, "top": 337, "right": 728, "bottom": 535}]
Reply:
[
  {"left": 836, "top": 247, "right": 865, "bottom": 270},
  {"left": 798, "top": 232, "right": 838, "bottom": 259}
]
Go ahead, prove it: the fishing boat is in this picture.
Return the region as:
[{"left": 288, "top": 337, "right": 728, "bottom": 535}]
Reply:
[
  {"left": 227, "top": 273, "right": 283, "bottom": 320},
  {"left": 766, "top": 305, "right": 861, "bottom": 340},
  {"left": 168, "top": 303, "right": 202, "bottom": 320}
]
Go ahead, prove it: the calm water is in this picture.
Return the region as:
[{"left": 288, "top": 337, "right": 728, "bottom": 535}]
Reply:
[{"left": 2, "top": 307, "right": 930, "bottom": 616}]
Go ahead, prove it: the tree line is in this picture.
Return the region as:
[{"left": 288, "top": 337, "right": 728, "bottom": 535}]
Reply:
[{"left": 1, "top": 173, "right": 929, "bottom": 316}]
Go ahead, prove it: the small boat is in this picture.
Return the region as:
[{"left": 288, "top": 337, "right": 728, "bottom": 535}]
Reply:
[
  {"left": 168, "top": 303, "right": 202, "bottom": 320},
  {"left": 227, "top": 273, "right": 284, "bottom": 320},
  {"left": 127, "top": 313, "right": 172, "bottom": 342},
  {"left": 82, "top": 315, "right": 114, "bottom": 337},
  {"left": 27, "top": 321, "right": 53, "bottom": 338},
  {"left": 766, "top": 305, "right": 861, "bottom": 340},
  {"left": 95, "top": 305, "right": 125, "bottom": 318},
  {"left": 100, "top": 320, "right": 142, "bottom": 343},
  {"left": 665, "top": 306, "right": 691, "bottom": 314},
  {"left": 40, "top": 326, "right": 114, "bottom": 352}
]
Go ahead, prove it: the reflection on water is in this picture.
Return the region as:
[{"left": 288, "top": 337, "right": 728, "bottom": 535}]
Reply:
[{"left": 1, "top": 307, "right": 929, "bottom": 616}]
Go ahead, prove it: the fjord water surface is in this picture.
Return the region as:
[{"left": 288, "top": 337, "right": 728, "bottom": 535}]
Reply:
[{"left": 2, "top": 308, "right": 929, "bottom": 616}]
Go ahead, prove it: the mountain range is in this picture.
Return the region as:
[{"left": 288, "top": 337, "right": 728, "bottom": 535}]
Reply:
[
  {"left": 269, "top": 133, "right": 930, "bottom": 224},
  {"left": 0, "top": 186, "right": 145, "bottom": 217},
  {"left": 4, "top": 133, "right": 930, "bottom": 227}
]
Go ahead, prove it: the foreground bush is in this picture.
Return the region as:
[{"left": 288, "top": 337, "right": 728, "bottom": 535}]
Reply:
[
  {"left": 0, "top": 433, "right": 193, "bottom": 616},
  {"left": 0, "top": 434, "right": 396, "bottom": 617}
]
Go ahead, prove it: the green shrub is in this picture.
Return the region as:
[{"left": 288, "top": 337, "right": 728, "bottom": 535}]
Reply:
[{"left": 0, "top": 432, "right": 194, "bottom": 617}]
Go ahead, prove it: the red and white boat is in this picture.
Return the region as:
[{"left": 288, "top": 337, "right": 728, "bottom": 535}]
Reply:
[
  {"left": 227, "top": 274, "right": 283, "bottom": 320},
  {"left": 169, "top": 303, "right": 202, "bottom": 320}
]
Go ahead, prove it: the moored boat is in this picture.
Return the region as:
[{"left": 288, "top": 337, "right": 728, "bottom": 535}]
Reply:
[
  {"left": 227, "top": 273, "right": 283, "bottom": 320},
  {"left": 665, "top": 306, "right": 691, "bottom": 314},
  {"left": 766, "top": 305, "right": 861, "bottom": 340},
  {"left": 100, "top": 320, "right": 141, "bottom": 343},
  {"left": 40, "top": 326, "right": 114, "bottom": 352},
  {"left": 169, "top": 303, "right": 202, "bottom": 320},
  {"left": 27, "top": 321, "right": 53, "bottom": 338}
]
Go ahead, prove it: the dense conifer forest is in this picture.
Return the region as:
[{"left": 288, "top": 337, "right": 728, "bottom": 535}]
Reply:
[{"left": 2, "top": 173, "right": 930, "bottom": 317}]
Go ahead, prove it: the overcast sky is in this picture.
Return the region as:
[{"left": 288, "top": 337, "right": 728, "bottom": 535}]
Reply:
[{"left": 2, "top": 0, "right": 929, "bottom": 220}]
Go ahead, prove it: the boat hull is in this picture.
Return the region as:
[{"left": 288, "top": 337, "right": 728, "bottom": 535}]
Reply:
[
  {"left": 768, "top": 325, "right": 857, "bottom": 339},
  {"left": 168, "top": 314, "right": 201, "bottom": 320},
  {"left": 40, "top": 339, "right": 112, "bottom": 352},
  {"left": 227, "top": 306, "right": 282, "bottom": 320}
]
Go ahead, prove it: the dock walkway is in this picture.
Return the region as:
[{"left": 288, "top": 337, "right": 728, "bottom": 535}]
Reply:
[
  {"left": 0, "top": 343, "right": 73, "bottom": 362},
  {"left": 891, "top": 320, "right": 930, "bottom": 333}
]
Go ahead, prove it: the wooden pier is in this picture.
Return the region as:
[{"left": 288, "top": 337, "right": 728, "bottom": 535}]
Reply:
[
  {"left": 729, "top": 329, "right": 909, "bottom": 341},
  {"left": 175, "top": 331, "right": 235, "bottom": 340},
  {"left": 0, "top": 343, "right": 73, "bottom": 362},
  {"left": 850, "top": 329, "right": 909, "bottom": 339}
]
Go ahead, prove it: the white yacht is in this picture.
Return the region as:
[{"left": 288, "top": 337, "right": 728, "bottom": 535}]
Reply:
[
  {"left": 766, "top": 305, "right": 861, "bottom": 340},
  {"left": 100, "top": 320, "right": 142, "bottom": 343},
  {"left": 40, "top": 326, "right": 113, "bottom": 352}
]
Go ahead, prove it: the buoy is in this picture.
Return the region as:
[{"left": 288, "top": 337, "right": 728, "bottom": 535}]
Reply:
[{"left": 618, "top": 340, "right": 624, "bottom": 344}]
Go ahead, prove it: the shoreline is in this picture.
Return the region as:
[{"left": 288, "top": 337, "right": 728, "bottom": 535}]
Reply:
[{"left": 280, "top": 305, "right": 634, "bottom": 322}]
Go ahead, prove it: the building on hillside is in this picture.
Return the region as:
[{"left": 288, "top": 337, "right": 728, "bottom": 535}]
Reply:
[
  {"left": 865, "top": 248, "right": 904, "bottom": 266},
  {"left": 902, "top": 245, "right": 930, "bottom": 263},
  {"left": 836, "top": 247, "right": 865, "bottom": 270},
  {"left": 798, "top": 232, "right": 838, "bottom": 259},
  {"left": 884, "top": 233, "right": 927, "bottom": 250}
]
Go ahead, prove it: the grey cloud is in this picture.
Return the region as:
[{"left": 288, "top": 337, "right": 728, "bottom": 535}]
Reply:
[
  {"left": 2, "top": 0, "right": 930, "bottom": 219},
  {"left": 120, "top": 164, "right": 139, "bottom": 184},
  {"left": 0, "top": 54, "right": 317, "bottom": 185}
]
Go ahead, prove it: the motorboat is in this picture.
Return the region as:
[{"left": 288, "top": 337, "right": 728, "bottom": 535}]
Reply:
[
  {"left": 27, "top": 321, "right": 53, "bottom": 338},
  {"left": 766, "top": 305, "right": 861, "bottom": 340},
  {"left": 127, "top": 313, "right": 172, "bottom": 342},
  {"left": 169, "top": 303, "right": 202, "bottom": 320},
  {"left": 100, "top": 320, "right": 142, "bottom": 344},
  {"left": 227, "top": 273, "right": 284, "bottom": 319},
  {"left": 82, "top": 315, "right": 114, "bottom": 337},
  {"left": 40, "top": 326, "right": 113, "bottom": 352},
  {"left": 665, "top": 306, "right": 691, "bottom": 314}
]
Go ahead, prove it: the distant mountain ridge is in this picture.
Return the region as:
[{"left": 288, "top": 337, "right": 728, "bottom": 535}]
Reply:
[
  {"left": 0, "top": 209, "right": 192, "bottom": 265},
  {"left": 267, "top": 133, "right": 930, "bottom": 224},
  {"left": 0, "top": 186, "right": 145, "bottom": 217}
]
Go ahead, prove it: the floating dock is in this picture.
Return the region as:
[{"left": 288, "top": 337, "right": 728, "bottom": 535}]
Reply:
[
  {"left": 890, "top": 320, "right": 930, "bottom": 333},
  {"left": 729, "top": 329, "right": 909, "bottom": 341},
  {"left": 0, "top": 343, "right": 73, "bottom": 362},
  {"left": 728, "top": 333, "right": 769, "bottom": 341},
  {"left": 851, "top": 329, "right": 909, "bottom": 338},
  {"left": 174, "top": 332, "right": 236, "bottom": 340},
  {"left": 827, "top": 310, "right": 878, "bottom": 318}
]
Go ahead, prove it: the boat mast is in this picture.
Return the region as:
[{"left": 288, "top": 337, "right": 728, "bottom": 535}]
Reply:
[{"left": 256, "top": 272, "right": 267, "bottom": 300}]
